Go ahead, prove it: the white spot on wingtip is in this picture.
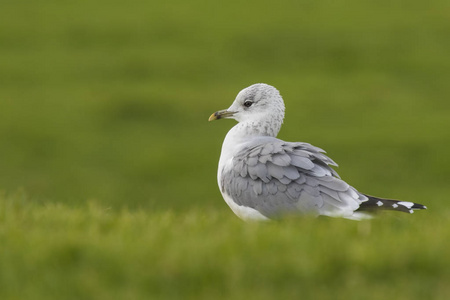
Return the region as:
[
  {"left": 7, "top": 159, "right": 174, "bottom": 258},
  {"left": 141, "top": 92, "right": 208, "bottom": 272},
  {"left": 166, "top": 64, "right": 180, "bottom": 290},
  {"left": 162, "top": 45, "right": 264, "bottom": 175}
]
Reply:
[
  {"left": 392, "top": 203, "right": 398, "bottom": 208},
  {"left": 398, "top": 201, "right": 414, "bottom": 209},
  {"left": 423, "top": 206, "right": 427, "bottom": 209},
  {"left": 376, "top": 201, "right": 383, "bottom": 206},
  {"left": 409, "top": 209, "right": 414, "bottom": 214}
]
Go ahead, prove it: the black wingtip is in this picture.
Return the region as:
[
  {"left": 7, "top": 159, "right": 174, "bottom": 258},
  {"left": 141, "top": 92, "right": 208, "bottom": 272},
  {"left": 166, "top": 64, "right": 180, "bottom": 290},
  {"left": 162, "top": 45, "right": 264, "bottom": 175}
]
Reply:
[{"left": 357, "top": 194, "right": 427, "bottom": 214}]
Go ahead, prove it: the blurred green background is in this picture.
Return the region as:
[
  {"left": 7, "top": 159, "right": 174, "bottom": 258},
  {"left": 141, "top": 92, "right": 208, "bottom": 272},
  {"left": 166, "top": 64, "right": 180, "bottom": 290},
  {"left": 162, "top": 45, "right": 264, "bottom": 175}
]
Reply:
[
  {"left": 1, "top": 0, "right": 449, "bottom": 210},
  {"left": 1, "top": 0, "right": 449, "bottom": 299}
]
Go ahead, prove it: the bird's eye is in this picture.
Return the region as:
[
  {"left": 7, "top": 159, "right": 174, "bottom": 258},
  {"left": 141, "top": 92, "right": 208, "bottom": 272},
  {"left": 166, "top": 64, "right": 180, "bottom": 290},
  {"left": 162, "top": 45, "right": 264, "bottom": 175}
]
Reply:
[{"left": 243, "top": 101, "right": 253, "bottom": 108}]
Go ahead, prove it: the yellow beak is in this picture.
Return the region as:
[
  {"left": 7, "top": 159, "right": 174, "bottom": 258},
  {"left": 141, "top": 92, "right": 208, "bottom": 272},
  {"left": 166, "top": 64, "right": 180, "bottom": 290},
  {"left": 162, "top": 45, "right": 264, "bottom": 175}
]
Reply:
[{"left": 208, "top": 110, "right": 236, "bottom": 121}]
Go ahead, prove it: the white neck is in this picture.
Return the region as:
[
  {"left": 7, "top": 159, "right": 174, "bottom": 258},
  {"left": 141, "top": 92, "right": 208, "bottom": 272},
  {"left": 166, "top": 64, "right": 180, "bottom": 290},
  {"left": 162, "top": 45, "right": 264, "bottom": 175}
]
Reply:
[{"left": 218, "top": 116, "right": 282, "bottom": 169}]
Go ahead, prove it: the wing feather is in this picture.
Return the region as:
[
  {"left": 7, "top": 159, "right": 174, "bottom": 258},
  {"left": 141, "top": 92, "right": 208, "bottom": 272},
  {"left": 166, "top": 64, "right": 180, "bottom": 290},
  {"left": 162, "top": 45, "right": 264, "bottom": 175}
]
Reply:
[{"left": 221, "top": 137, "right": 363, "bottom": 218}]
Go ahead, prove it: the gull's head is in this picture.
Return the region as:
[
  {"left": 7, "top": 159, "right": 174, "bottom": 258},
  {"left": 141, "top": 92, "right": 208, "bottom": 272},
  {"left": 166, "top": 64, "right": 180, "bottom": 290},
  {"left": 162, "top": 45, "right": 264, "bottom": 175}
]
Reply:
[{"left": 209, "top": 84, "right": 285, "bottom": 132}]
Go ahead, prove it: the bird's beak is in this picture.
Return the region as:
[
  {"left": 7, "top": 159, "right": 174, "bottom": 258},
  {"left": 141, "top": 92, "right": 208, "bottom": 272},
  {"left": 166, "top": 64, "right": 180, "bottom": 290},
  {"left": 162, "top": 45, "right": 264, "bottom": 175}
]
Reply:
[{"left": 208, "top": 109, "right": 236, "bottom": 121}]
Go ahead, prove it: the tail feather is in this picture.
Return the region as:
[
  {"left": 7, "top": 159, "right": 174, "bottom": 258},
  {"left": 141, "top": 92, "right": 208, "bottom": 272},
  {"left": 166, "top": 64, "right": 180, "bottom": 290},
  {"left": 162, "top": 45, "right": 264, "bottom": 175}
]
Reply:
[{"left": 357, "top": 195, "right": 427, "bottom": 214}]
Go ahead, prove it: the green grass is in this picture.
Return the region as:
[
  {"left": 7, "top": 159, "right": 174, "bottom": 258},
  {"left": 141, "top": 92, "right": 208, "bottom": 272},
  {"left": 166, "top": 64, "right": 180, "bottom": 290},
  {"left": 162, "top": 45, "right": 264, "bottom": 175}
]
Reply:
[
  {"left": 1, "top": 193, "right": 449, "bottom": 300},
  {"left": 0, "top": 0, "right": 449, "bottom": 299}
]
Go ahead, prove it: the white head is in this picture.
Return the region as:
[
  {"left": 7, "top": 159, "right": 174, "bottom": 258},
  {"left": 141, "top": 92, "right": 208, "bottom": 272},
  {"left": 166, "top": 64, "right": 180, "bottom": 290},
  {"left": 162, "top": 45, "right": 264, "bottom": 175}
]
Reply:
[{"left": 209, "top": 83, "right": 285, "bottom": 137}]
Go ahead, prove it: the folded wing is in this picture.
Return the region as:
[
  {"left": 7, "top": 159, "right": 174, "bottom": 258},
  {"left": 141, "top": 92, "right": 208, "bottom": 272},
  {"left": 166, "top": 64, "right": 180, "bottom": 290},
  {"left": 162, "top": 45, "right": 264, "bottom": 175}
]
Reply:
[{"left": 220, "top": 137, "right": 367, "bottom": 219}]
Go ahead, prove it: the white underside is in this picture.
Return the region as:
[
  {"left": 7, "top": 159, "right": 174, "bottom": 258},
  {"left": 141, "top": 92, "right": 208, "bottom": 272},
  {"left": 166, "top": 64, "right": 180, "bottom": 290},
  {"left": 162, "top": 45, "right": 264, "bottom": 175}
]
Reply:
[
  {"left": 221, "top": 191, "right": 372, "bottom": 221},
  {"left": 221, "top": 192, "right": 269, "bottom": 221},
  {"left": 343, "top": 211, "right": 374, "bottom": 221}
]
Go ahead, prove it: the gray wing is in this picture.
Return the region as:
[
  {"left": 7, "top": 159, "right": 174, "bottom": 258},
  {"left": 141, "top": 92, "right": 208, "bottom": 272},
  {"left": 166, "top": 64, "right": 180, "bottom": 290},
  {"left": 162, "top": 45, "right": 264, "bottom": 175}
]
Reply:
[{"left": 220, "top": 137, "right": 367, "bottom": 218}]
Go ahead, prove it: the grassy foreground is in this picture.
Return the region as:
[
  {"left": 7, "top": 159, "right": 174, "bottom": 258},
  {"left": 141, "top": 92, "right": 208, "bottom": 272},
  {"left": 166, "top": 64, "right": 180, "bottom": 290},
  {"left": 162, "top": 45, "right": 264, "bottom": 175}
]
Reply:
[{"left": 0, "top": 192, "right": 448, "bottom": 300}]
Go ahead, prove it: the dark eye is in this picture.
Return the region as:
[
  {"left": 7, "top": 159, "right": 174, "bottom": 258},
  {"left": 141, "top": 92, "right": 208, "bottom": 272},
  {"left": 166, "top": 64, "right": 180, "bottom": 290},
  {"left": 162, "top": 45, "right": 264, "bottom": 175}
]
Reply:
[{"left": 243, "top": 101, "right": 253, "bottom": 108}]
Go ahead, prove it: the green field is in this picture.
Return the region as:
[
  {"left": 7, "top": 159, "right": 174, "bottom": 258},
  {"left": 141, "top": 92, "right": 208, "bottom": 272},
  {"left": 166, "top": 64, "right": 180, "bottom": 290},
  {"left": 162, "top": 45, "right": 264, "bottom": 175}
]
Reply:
[{"left": 1, "top": 0, "right": 449, "bottom": 299}]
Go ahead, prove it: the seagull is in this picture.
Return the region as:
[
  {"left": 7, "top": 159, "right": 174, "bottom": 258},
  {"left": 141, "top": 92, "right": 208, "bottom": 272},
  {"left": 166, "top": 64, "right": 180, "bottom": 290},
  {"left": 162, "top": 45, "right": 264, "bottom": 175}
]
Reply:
[{"left": 209, "top": 83, "right": 427, "bottom": 221}]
